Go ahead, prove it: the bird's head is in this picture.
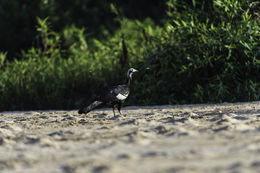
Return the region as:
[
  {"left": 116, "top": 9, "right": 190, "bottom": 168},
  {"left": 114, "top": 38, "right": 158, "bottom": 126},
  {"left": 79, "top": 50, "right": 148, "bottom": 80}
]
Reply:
[{"left": 127, "top": 68, "right": 138, "bottom": 80}]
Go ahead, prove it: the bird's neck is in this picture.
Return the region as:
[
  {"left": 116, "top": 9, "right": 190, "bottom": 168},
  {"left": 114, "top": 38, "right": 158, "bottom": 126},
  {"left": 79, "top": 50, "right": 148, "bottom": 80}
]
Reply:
[{"left": 126, "top": 77, "right": 131, "bottom": 87}]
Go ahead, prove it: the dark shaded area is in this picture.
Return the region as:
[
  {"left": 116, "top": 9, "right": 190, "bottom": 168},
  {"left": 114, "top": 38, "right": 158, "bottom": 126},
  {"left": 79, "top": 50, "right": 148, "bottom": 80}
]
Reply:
[{"left": 0, "top": 0, "right": 166, "bottom": 59}]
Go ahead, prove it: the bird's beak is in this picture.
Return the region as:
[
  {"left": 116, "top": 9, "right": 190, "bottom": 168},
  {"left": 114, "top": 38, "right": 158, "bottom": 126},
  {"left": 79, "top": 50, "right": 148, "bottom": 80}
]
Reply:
[{"left": 133, "top": 69, "right": 138, "bottom": 72}]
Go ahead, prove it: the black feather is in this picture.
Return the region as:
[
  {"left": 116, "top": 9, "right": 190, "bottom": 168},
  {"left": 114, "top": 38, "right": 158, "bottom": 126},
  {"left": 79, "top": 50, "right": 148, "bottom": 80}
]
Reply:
[{"left": 78, "top": 101, "right": 103, "bottom": 114}]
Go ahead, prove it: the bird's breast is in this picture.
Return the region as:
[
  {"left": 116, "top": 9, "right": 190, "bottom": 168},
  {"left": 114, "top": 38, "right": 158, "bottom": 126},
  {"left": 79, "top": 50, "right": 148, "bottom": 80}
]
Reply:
[{"left": 116, "top": 93, "right": 129, "bottom": 100}]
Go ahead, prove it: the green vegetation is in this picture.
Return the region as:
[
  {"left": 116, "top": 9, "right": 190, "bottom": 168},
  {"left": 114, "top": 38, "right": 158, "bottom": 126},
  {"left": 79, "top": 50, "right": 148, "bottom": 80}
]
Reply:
[{"left": 0, "top": 0, "right": 259, "bottom": 111}]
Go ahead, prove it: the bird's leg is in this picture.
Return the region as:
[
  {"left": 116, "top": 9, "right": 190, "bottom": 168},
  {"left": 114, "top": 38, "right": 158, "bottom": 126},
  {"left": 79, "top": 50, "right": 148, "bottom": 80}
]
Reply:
[
  {"left": 117, "top": 102, "right": 122, "bottom": 115},
  {"left": 112, "top": 105, "right": 116, "bottom": 117}
]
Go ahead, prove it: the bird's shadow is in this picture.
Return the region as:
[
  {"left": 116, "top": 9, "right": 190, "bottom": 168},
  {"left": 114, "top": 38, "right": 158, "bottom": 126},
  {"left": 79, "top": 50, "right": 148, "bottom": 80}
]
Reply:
[
  {"left": 95, "top": 113, "right": 120, "bottom": 120},
  {"left": 97, "top": 113, "right": 108, "bottom": 118},
  {"left": 108, "top": 115, "right": 120, "bottom": 120}
]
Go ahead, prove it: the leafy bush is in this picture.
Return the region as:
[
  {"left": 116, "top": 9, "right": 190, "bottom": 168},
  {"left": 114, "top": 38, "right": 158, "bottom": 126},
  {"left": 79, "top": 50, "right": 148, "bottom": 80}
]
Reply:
[
  {"left": 0, "top": 17, "right": 161, "bottom": 111},
  {"left": 130, "top": 0, "right": 260, "bottom": 105},
  {"left": 0, "top": 0, "right": 166, "bottom": 59},
  {"left": 0, "top": 0, "right": 259, "bottom": 111}
]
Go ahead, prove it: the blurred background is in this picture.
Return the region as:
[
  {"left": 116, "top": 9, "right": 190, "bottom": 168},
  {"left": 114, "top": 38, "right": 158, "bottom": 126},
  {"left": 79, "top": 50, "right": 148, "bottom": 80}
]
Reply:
[{"left": 0, "top": 0, "right": 259, "bottom": 111}]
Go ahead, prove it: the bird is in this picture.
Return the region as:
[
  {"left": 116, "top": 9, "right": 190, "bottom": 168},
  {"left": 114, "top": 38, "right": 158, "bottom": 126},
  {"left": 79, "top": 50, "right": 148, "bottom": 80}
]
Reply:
[{"left": 78, "top": 68, "right": 138, "bottom": 116}]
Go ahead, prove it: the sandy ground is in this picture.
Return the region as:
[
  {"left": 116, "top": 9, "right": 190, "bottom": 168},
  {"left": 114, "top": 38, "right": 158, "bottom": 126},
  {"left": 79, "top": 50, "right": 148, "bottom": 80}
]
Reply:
[{"left": 0, "top": 102, "right": 260, "bottom": 173}]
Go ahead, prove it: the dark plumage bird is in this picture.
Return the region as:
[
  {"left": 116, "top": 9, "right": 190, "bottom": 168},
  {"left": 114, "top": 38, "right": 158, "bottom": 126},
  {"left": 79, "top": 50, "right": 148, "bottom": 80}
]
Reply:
[{"left": 78, "top": 68, "right": 138, "bottom": 116}]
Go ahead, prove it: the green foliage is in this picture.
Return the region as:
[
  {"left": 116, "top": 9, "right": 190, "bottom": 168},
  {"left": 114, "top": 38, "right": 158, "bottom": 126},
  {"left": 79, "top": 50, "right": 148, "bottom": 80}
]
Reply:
[
  {"left": 0, "top": 16, "right": 161, "bottom": 110},
  {"left": 0, "top": 0, "right": 165, "bottom": 59},
  {"left": 0, "top": 0, "right": 259, "bottom": 110},
  {"left": 130, "top": 0, "right": 260, "bottom": 105},
  {"left": 36, "top": 17, "right": 61, "bottom": 58},
  {"left": 0, "top": 52, "right": 7, "bottom": 69}
]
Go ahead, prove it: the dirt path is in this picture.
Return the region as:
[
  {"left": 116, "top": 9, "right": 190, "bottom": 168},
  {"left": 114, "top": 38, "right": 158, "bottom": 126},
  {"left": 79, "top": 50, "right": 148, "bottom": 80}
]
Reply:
[{"left": 0, "top": 102, "right": 260, "bottom": 172}]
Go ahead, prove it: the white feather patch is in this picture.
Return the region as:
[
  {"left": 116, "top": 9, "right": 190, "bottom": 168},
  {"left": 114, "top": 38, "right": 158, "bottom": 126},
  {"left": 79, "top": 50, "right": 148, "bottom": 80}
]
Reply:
[{"left": 116, "top": 93, "right": 128, "bottom": 100}]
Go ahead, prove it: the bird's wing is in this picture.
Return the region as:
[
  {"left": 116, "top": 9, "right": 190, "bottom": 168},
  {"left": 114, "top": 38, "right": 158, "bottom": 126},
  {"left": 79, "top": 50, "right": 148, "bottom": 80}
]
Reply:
[{"left": 102, "top": 84, "right": 129, "bottom": 101}]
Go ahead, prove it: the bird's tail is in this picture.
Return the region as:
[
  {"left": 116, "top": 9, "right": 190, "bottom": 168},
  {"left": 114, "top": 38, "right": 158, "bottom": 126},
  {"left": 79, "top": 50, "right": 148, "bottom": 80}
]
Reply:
[{"left": 78, "top": 101, "right": 103, "bottom": 114}]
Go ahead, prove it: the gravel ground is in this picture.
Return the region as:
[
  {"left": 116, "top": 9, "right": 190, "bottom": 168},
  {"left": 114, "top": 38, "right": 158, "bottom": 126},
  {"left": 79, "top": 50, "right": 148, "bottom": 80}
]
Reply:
[{"left": 0, "top": 102, "right": 260, "bottom": 173}]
